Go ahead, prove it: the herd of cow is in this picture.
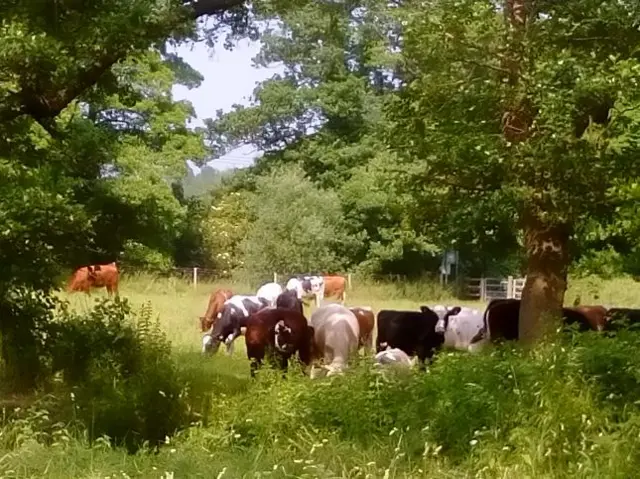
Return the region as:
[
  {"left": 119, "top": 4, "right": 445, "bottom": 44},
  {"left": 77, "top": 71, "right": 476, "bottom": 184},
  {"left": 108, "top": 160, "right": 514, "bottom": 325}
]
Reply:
[
  {"left": 64, "top": 264, "right": 640, "bottom": 377},
  {"left": 197, "top": 274, "right": 640, "bottom": 377}
]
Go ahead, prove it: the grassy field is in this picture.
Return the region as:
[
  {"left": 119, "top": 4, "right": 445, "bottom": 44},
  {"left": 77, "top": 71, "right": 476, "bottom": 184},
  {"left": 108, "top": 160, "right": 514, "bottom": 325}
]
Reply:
[{"left": 2, "top": 274, "right": 640, "bottom": 478}]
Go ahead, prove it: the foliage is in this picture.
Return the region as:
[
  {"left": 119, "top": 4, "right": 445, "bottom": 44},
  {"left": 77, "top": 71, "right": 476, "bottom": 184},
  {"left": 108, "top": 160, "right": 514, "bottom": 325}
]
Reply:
[
  {"left": 237, "top": 164, "right": 354, "bottom": 277},
  {"left": 201, "top": 189, "right": 254, "bottom": 275},
  {"left": 384, "top": 0, "right": 640, "bottom": 272}
]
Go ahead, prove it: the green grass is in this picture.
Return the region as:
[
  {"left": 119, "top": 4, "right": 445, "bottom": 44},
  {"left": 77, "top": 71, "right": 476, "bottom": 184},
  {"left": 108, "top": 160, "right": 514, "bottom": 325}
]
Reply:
[{"left": 3, "top": 274, "right": 640, "bottom": 478}]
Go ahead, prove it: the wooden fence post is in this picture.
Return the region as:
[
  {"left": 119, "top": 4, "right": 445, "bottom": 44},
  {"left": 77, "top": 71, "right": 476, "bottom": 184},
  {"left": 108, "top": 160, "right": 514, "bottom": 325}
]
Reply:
[
  {"left": 347, "top": 273, "right": 352, "bottom": 289},
  {"left": 480, "top": 277, "right": 486, "bottom": 301},
  {"left": 273, "top": 272, "right": 278, "bottom": 283},
  {"left": 193, "top": 267, "right": 198, "bottom": 290},
  {"left": 507, "top": 275, "right": 514, "bottom": 299}
]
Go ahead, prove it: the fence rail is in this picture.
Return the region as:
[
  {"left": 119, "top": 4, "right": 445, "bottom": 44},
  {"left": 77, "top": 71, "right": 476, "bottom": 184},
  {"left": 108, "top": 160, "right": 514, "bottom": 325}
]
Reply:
[
  {"left": 120, "top": 267, "right": 525, "bottom": 301},
  {"left": 462, "top": 276, "right": 526, "bottom": 301}
]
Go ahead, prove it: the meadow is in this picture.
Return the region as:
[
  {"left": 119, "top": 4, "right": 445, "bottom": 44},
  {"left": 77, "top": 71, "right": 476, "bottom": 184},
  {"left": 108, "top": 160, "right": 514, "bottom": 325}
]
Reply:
[{"left": 1, "top": 274, "right": 640, "bottom": 478}]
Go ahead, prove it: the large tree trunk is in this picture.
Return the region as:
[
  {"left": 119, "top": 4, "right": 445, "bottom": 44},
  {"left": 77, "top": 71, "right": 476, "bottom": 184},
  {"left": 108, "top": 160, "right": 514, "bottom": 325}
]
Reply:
[
  {"left": 518, "top": 211, "right": 571, "bottom": 343},
  {"left": 501, "top": 0, "right": 571, "bottom": 343}
]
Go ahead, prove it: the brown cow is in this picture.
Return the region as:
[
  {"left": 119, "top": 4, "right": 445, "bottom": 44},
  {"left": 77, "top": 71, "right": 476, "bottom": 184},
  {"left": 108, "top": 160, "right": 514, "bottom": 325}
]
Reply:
[
  {"left": 322, "top": 275, "right": 347, "bottom": 303},
  {"left": 244, "top": 308, "right": 314, "bottom": 378},
  {"left": 349, "top": 306, "right": 375, "bottom": 353},
  {"left": 565, "top": 305, "right": 608, "bottom": 332},
  {"left": 199, "top": 288, "right": 233, "bottom": 332},
  {"left": 67, "top": 262, "right": 119, "bottom": 296}
]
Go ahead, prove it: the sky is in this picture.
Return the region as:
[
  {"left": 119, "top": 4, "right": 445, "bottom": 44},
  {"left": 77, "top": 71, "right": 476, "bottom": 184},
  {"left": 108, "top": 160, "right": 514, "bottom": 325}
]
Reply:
[{"left": 170, "top": 36, "right": 285, "bottom": 174}]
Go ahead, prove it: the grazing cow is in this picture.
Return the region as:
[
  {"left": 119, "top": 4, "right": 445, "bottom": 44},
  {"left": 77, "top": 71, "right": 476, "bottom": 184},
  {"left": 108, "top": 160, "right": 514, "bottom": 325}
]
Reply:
[
  {"left": 202, "top": 295, "right": 270, "bottom": 356},
  {"left": 67, "top": 262, "right": 119, "bottom": 296},
  {"left": 199, "top": 288, "right": 233, "bottom": 332},
  {"left": 483, "top": 298, "right": 608, "bottom": 342},
  {"left": 323, "top": 275, "right": 347, "bottom": 303},
  {"left": 244, "top": 308, "right": 314, "bottom": 378},
  {"left": 604, "top": 308, "right": 640, "bottom": 331},
  {"left": 256, "top": 282, "right": 284, "bottom": 307},
  {"left": 275, "top": 289, "right": 304, "bottom": 315},
  {"left": 434, "top": 306, "right": 486, "bottom": 352},
  {"left": 373, "top": 347, "right": 416, "bottom": 368},
  {"left": 376, "top": 306, "right": 443, "bottom": 366},
  {"left": 309, "top": 303, "right": 360, "bottom": 377},
  {"left": 564, "top": 305, "right": 608, "bottom": 332},
  {"left": 285, "top": 275, "right": 325, "bottom": 308},
  {"left": 349, "top": 306, "right": 375, "bottom": 353}
]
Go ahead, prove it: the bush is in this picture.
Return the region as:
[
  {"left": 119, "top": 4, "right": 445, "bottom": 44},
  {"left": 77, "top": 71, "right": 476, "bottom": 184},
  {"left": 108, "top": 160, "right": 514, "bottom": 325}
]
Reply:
[{"left": 47, "top": 298, "right": 188, "bottom": 452}]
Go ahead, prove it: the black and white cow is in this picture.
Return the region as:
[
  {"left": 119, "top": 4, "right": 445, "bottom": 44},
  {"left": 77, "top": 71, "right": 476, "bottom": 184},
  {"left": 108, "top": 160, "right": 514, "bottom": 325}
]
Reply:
[
  {"left": 202, "top": 295, "right": 270, "bottom": 355},
  {"left": 285, "top": 275, "right": 325, "bottom": 308},
  {"left": 375, "top": 306, "right": 446, "bottom": 366}
]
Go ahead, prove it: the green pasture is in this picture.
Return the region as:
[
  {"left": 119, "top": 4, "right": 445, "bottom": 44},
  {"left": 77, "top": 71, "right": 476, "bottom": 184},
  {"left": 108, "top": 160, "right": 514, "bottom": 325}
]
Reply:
[{"left": 1, "top": 275, "right": 640, "bottom": 478}]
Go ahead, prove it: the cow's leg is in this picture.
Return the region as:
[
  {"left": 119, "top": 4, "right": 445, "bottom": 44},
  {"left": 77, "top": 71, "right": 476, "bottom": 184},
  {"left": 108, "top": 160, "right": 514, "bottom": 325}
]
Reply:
[
  {"left": 250, "top": 358, "right": 262, "bottom": 378},
  {"left": 248, "top": 345, "right": 265, "bottom": 378}
]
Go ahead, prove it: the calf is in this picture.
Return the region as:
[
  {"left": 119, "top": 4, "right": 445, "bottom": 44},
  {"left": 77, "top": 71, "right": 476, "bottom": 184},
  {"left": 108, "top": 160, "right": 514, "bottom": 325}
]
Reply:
[
  {"left": 349, "top": 306, "right": 375, "bottom": 353},
  {"left": 374, "top": 347, "right": 416, "bottom": 368},
  {"left": 67, "top": 262, "right": 119, "bottom": 296},
  {"left": 323, "top": 275, "right": 347, "bottom": 304},
  {"left": 309, "top": 303, "right": 360, "bottom": 377},
  {"left": 202, "top": 295, "right": 270, "bottom": 356},
  {"left": 285, "top": 275, "right": 325, "bottom": 308},
  {"left": 199, "top": 288, "right": 233, "bottom": 332},
  {"left": 376, "top": 306, "right": 443, "bottom": 365},
  {"left": 434, "top": 306, "right": 486, "bottom": 352},
  {"left": 244, "top": 308, "right": 314, "bottom": 378},
  {"left": 276, "top": 289, "right": 304, "bottom": 315},
  {"left": 256, "top": 282, "right": 284, "bottom": 307}
]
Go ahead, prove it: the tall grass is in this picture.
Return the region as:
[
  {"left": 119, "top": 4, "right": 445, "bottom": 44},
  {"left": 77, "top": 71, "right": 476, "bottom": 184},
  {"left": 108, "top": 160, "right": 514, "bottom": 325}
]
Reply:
[{"left": 2, "top": 274, "right": 640, "bottom": 477}]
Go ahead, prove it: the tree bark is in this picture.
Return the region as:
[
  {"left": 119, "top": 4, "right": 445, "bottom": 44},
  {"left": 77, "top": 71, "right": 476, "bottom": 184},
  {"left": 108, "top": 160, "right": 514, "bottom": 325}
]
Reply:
[{"left": 518, "top": 211, "right": 570, "bottom": 343}]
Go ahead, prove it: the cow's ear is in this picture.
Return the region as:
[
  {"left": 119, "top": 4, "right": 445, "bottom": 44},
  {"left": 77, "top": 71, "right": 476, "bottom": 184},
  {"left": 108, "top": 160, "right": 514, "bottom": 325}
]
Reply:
[
  {"left": 419, "top": 306, "right": 432, "bottom": 314},
  {"left": 448, "top": 306, "right": 462, "bottom": 316}
]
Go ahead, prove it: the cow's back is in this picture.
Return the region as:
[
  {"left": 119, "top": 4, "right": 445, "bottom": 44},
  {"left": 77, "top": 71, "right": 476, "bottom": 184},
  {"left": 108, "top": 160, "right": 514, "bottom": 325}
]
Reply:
[{"left": 310, "top": 304, "right": 359, "bottom": 361}]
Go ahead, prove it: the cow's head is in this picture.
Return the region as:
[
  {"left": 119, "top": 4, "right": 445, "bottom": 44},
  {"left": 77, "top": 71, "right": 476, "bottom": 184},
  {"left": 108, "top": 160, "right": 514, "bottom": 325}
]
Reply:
[
  {"left": 434, "top": 306, "right": 462, "bottom": 334},
  {"left": 202, "top": 333, "right": 219, "bottom": 354}
]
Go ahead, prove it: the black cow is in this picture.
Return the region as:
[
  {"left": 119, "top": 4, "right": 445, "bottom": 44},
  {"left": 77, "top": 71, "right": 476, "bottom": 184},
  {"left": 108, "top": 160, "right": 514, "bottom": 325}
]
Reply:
[
  {"left": 276, "top": 289, "right": 304, "bottom": 316},
  {"left": 376, "top": 306, "right": 452, "bottom": 366},
  {"left": 202, "top": 295, "right": 270, "bottom": 355}
]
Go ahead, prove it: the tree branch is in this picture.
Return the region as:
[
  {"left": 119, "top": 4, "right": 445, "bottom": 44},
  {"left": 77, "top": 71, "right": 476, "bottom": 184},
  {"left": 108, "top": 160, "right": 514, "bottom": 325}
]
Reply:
[
  {"left": 185, "top": 0, "right": 246, "bottom": 18},
  {"left": 0, "top": 0, "right": 247, "bottom": 129}
]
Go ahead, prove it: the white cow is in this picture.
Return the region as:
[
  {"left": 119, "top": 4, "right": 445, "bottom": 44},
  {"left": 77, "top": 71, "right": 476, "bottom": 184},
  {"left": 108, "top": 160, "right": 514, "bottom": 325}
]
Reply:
[
  {"left": 256, "top": 282, "right": 283, "bottom": 307},
  {"left": 285, "top": 275, "right": 325, "bottom": 308},
  {"left": 309, "top": 303, "right": 360, "bottom": 377},
  {"left": 434, "top": 305, "right": 486, "bottom": 352}
]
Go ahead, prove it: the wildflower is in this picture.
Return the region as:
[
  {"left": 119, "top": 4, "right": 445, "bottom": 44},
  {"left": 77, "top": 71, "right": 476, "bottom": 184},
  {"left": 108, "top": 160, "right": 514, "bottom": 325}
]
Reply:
[{"left": 469, "top": 439, "right": 478, "bottom": 446}]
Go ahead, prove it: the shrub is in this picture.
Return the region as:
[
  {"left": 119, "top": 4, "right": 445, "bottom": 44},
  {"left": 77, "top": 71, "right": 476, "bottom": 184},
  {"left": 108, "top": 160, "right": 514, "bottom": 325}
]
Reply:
[{"left": 47, "top": 298, "right": 188, "bottom": 452}]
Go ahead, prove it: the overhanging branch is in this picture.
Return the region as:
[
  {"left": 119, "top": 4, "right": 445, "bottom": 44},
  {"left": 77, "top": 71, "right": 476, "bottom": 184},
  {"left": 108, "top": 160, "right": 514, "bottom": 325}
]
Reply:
[
  {"left": 0, "top": 0, "right": 248, "bottom": 128},
  {"left": 185, "top": 0, "right": 246, "bottom": 18}
]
